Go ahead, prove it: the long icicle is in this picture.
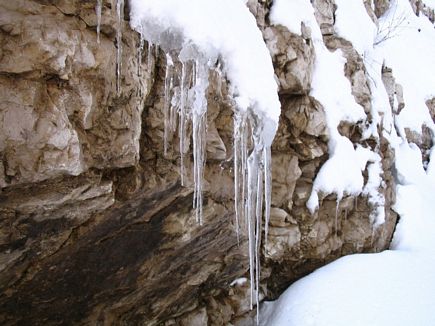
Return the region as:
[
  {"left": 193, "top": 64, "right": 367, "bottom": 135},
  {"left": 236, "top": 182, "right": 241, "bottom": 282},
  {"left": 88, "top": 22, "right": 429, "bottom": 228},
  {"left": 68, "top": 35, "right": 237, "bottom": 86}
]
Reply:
[
  {"left": 191, "top": 61, "right": 208, "bottom": 225},
  {"left": 115, "top": 0, "right": 124, "bottom": 95},
  {"left": 233, "top": 111, "right": 247, "bottom": 244},
  {"left": 246, "top": 145, "right": 259, "bottom": 309},
  {"left": 255, "top": 150, "right": 264, "bottom": 326},
  {"left": 147, "top": 42, "right": 153, "bottom": 73},
  {"left": 96, "top": 0, "right": 102, "bottom": 44},
  {"left": 163, "top": 53, "right": 174, "bottom": 157},
  {"left": 264, "top": 146, "right": 272, "bottom": 248},
  {"left": 137, "top": 29, "right": 145, "bottom": 77},
  {"left": 179, "top": 61, "right": 188, "bottom": 186}
]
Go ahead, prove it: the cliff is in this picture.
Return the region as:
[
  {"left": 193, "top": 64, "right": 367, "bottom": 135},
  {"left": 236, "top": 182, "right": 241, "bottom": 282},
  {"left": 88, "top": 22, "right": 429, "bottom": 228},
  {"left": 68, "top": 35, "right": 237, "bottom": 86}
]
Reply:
[{"left": 0, "top": 0, "right": 433, "bottom": 325}]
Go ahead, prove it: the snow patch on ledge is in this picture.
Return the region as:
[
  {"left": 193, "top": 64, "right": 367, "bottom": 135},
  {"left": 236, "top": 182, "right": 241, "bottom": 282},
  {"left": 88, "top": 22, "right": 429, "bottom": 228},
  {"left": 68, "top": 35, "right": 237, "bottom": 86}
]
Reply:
[{"left": 271, "top": 0, "right": 375, "bottom": 214}]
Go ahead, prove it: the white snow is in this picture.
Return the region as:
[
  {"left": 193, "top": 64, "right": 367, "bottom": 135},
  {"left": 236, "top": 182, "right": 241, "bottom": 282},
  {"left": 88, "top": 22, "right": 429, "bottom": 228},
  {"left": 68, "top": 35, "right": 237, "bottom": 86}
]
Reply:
[
  {"left": 261, "top": 1, "right": 435, "bottom": 325},
  {"left": 334, "top": 0, "right": 378, "bottom": 56},
  {"left": 377, "top": 0, "right": 435, "bottom": 135},
  {"left": 422, "top": 0, "right": 435, "bottom": 10},
  {"left": 130, "top": 0, "right": 281, "bottom": 140},
  {"left": 230, "top": 277, "right": 248, "bottom": 287},
  {"left": 261, "top": 139, "right": 435, "bottom": 326},
  {"left": 270, "top": 0, "right": 319, "bottom": 37}
]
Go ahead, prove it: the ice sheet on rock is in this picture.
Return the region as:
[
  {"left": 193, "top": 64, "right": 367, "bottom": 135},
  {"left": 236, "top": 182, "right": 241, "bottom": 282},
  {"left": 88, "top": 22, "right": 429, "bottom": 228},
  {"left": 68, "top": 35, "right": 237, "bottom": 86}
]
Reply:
[
  {"left": 191, "top": 59, "right": 209, "bottom": 225},
  {"left": 233, "top": 110, "right": 274, "bottom": 314}
]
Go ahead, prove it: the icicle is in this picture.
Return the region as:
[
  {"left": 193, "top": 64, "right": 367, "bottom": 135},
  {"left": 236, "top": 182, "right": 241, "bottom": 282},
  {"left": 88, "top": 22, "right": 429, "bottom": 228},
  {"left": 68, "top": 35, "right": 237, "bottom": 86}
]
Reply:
[
  {"left": 233, "top": 111, "right": 248, "bottom": 244},
  {"left": 263, "top": 146, "right": 272, "bottom": 248},
  {"left": 179, "top": 61, "right": 189, "bottom": 186},
  {"left": 190, "top": 60, "right": 209, "bottom": 224},
  {"left": 163, "top": 53, "right": 174, "bottom": 157},
  {"left": 155, "top": 44, "right": 160, "bottom": 59},
  {"left": 96, "top": 0, "right": 102, "bottom": 44},
  {"left": 255, "top": 153, "right": 264, "bottom": 326},
  {"left": 115, "top": 0, "right": 124, "bottom": 95},
  {"left": 335, "top": 198, "right": 340, "bottom": 236},
  {"left": 137, "top": 31, "right": 145, "bottom": 77},
  {"left": 147, "top": 42, "right": 153, "bottom": 72},
  {"left": 214, "top": 62, "right": 223, "bottom": 97},
  {"left": 246, "top": 135, "right": 265, "bottom": 310},
  {"left": 246, "top": 149, "right": 258, "bottom": 309}
]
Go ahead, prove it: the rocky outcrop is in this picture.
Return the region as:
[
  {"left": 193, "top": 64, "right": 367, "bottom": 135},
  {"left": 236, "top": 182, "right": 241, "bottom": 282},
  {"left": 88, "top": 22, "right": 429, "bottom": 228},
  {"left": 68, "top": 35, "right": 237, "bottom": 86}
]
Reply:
[{"left": 0, "top": 0, "right": 402, "bottom": 325}]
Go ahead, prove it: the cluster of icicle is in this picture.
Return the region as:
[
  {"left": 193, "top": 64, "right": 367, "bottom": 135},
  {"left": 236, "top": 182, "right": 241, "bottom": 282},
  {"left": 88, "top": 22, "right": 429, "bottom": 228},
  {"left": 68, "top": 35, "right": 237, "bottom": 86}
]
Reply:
[
  {"left": 95, "top": 1, "right": 272, "bottom": 323},
  {"left": 158, "top": 52, "right": 272, "bottom": 323},
  {"left": 161, "top": 48, "right": 210, "bottom": 225}
]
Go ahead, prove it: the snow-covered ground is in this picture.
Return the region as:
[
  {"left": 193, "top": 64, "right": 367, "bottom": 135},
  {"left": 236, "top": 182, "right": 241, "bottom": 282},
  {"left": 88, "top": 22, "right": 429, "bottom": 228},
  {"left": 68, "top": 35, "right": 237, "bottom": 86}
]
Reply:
[
  {"left": 261, "top": 141, "right": 435, "bottom": 326},
  {"left": 261, "top": 0, "right": 435, "bottom": 324}
]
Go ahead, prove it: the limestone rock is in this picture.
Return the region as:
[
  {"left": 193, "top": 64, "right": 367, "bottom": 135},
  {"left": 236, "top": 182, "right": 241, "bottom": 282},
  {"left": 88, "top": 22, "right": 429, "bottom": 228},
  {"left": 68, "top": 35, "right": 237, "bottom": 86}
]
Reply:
[{"left": 264, "top": 26, "right": 314, "bottom": 94}]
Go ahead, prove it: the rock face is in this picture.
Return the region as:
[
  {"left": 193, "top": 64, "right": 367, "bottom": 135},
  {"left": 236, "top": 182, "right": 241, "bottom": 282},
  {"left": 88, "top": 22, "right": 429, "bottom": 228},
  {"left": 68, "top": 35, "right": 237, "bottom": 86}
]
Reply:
[{"left": 0, "top": 0, "right": 406, "bottom": 325}]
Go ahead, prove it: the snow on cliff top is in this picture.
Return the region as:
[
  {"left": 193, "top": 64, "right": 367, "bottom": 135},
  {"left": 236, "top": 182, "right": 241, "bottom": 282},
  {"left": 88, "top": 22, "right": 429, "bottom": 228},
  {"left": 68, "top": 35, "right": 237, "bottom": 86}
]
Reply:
[
  {"left": 129, "top": 0, "right": 281, "bottom": 145},
  {"left": 377, "top": 0, "right": 435, "bottom": 135}
]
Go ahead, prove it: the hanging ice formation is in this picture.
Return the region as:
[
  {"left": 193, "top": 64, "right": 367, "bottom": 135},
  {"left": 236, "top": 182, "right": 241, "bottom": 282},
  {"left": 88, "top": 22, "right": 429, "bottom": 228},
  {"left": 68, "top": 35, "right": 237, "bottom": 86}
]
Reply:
[
  {"left": 157, "top": 43, "right": 273, "bottom": 317},
  {"left": 129, "top": 1, "right": 281, "bottom": 322},
  {"left": 233, "top": 110, "right": 273, "bottom": 322},
  {"left": 161, "top": 45, "right": 210, "bottom": 225},
  {"left": 115, "top": 0, "right": 124, "bottom": 95},
  {"left": 96, "top": 0, "right": 102, "bottom": 44},
  {"left": 160, "top": 50, "right": 274, "bottom": 317}
]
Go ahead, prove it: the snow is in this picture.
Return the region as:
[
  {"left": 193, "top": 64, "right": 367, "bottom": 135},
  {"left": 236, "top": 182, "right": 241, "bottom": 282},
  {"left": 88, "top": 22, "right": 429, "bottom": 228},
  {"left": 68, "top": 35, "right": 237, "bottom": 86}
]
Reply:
[
  {"left": 261, "top": 1, "right": 435, "bottom": 325},
  {"left": 261, "top": 138, "right": 435, "bottom": 326},
  {"left": 230, "top": 277, "right": 248, "bottom": 287},
  {"left": 261, "top": 251, "right": 435, "bottom": 326},
  {"left": 130, "top": 0, "right": 281, "bottom": 139},
  {"left": 422, "top": 0, "right": 435, "bottom": 10},
  {"left": 377, "top": 0, "right": 435, "bottom": 135},
  {"left": 269, "top": 0, "right": 319, "bottom": 38},
  {"left": 334, "top": 0, "right": 378, "bottom": 56}
]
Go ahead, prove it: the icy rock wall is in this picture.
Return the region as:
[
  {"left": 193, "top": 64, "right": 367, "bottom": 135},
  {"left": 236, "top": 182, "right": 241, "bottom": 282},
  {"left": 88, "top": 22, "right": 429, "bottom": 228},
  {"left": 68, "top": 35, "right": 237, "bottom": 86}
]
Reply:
[{"left": 0, "top": 0, "right": 417, "bottom": 325}]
